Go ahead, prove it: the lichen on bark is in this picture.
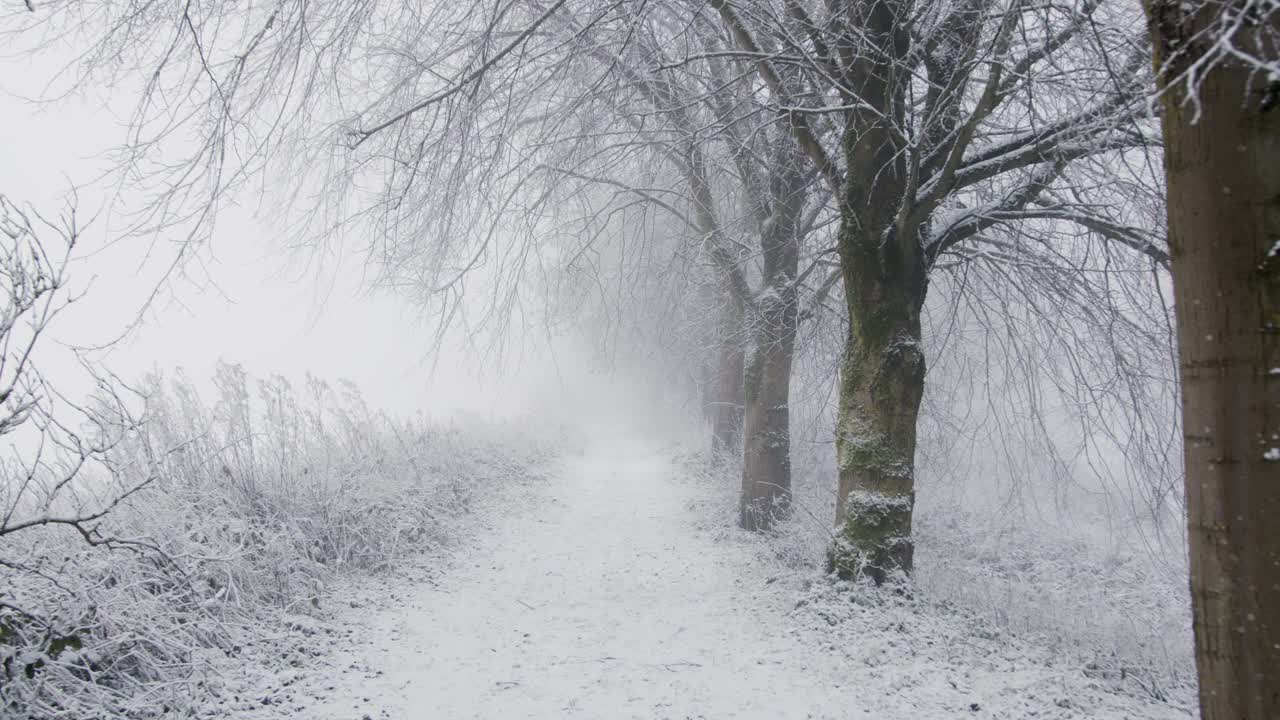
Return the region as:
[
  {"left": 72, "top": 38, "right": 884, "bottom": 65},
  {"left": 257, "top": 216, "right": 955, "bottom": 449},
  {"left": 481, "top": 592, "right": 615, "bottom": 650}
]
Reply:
[
  {"left": 829, "top": 490, "right": 915, "bottom": 584},
  {"left": 831, "top": 295, "right": 926, "bottom": 584}
]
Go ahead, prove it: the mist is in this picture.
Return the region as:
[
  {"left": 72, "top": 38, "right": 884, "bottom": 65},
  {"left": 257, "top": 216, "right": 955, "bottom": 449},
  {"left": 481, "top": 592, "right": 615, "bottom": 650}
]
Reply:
[{"left": 2, "top": 1, "right": 1274, "bottom": 718}]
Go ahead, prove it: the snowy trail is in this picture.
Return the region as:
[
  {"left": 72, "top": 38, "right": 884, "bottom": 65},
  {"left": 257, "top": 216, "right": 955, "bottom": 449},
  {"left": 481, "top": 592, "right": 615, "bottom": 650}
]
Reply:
[
  {"left": 291, "top": 429, "right": 1188, "bottom": 719},
  {"left": 311, "top": 431, "right": 850, "bottom": 718}
]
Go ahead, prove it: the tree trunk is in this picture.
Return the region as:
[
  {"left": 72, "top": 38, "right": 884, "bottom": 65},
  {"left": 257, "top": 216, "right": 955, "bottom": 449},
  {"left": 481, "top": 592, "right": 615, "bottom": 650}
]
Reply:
[
  {"left": 739, "top": 137, "right": 807, "bottom": 531},
  {"left": 826, "top": 0, "right": 922, "bottom": 582},
  {"left": 740, "top": 286, "right": 798, "bottom": 530},
  {"left": 710, "top": 291, "right": 746, "bottom": 457},
  {"left": 829, "top": 247, "right": 928, "bottom": 583},
  {"left": 1146, "top": 3, "right": 1280, "bottom": 714}
]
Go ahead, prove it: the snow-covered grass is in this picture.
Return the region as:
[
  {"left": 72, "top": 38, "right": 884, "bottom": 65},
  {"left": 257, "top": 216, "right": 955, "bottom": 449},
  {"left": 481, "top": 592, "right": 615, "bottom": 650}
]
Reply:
[
  {"left": 0, "top": 363, "right": 564, "bottom": 719},
  {"left": 678, "top": 444, "right": 1196, "bottom": 712},
  {"left": 914, "top": 512, "right": 1193, "bottom": 702},
  {"left": 236, "top": 431, "right": 1194, "bottom": 719}
]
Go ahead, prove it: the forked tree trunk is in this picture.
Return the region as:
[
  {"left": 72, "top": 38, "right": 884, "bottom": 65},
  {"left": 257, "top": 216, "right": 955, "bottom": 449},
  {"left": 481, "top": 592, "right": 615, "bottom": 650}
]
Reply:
[
  {"left": 1146, "top": 3, "right": 1280, "bottom": 714},
  {"left": 710, "top": 292, "right": 746, "bottom": 457},
  {"left": 740, "top": 286, "right": 798, "bottom": 530}
]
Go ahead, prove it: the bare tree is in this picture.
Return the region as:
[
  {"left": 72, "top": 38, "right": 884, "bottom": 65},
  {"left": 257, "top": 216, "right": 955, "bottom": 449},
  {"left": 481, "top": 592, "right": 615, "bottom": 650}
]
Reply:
[
  {"left": 15, "top": 0, "right": 1172, "bottom": 578},
  {"left": 0, "top": 194, "right": 164, "bottom": 694},
  {"left": 522, "top": 10, "right": 844, "bottom": 526},
  {"left": 1144, "top": 0, "right": 1280, "bottom": 714},
  {"left": 0, "top": 194, "right": 154, "bottom": 550},
  {"left": 699, "top": 0, "right": 1169, "bottom": 581}
]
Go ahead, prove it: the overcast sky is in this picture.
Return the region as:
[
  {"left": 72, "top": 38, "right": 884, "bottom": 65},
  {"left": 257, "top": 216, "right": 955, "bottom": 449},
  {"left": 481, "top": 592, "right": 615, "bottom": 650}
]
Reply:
[{"left": 0, "top": 47, "right": 566, "bottom": 420}]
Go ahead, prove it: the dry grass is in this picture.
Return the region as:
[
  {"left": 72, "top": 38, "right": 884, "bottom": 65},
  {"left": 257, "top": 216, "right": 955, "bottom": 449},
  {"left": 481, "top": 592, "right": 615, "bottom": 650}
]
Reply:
[{"left": 0, "top": 363, "right": 563, "bottom": 718}]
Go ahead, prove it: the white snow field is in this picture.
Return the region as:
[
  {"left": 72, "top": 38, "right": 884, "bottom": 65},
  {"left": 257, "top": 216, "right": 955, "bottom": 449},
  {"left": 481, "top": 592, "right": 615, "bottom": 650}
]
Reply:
[{"left": 231, "top": 426, "right": 1192, "bottom": 719}]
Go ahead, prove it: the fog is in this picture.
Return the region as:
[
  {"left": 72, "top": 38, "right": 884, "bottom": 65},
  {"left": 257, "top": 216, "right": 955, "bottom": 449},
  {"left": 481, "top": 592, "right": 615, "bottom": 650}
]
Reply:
[
  {"left": 0, "top": 53, "right": 566, "bottom": 421},
  {"left": 0, "top": 3, "right": 1226, "bottom": 717}
]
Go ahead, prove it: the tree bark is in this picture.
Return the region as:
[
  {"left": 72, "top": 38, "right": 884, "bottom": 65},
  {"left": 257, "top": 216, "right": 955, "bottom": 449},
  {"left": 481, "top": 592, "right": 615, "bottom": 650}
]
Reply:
[
  {"left": 739, "top": 140, "right": 806, "bottom": 531},
  {"left": 710, "top": 289, "right": 746, "bottom": 457},
  {"left": 740, "top": 285, "right": 798, "bottom": 530},
  {"left": 828, "top": 0, "right": 923, "bottom": 584},
  {"left": 1146, "top": 2, "right": 1280, "bottom": 714},
  {"left": 829, "top": 243, "right": 928, "bottom": 583}
]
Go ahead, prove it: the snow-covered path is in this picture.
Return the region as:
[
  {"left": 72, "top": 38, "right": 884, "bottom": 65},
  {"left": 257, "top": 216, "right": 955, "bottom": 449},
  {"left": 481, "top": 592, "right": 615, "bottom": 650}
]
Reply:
[
  {"left": 313, "top": 433, "right": 852, "bottom": 718},
  {"left": 288, "top": 430, "right": 1188, "bottom": 719}
]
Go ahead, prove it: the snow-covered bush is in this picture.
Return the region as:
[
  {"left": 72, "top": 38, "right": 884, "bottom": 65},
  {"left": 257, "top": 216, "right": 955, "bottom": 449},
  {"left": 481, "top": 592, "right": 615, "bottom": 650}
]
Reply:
[{"left": 0, "top": 363, "right": 562, "bottom": 718}]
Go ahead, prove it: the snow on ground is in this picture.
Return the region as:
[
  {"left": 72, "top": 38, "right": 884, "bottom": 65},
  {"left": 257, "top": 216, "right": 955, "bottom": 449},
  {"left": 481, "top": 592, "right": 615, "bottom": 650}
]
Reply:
[{"left": 214, "top": 425, "right": 1194, "bottom": 719}]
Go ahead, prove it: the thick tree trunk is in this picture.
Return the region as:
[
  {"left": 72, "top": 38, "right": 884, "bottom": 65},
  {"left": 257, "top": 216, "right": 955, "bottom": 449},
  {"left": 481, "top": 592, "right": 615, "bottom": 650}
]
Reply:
[
  {"left": 829, "top": 249, "right": 928, "bottom": 583},
  {"left": 1146, "top": 4, "right": 1280, "bottom": 714},
  {"left": 710, "top": 293, "right": 746, "bottom": 457},
  {"left": 827, "top": 0, "right": 922, "bottom": 582},
  {"left": 740, "top": 286, "right": 798, "bottom": 530}
]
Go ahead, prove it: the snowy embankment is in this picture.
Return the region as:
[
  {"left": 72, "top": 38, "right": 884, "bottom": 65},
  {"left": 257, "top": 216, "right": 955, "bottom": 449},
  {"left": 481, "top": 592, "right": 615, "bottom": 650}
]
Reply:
[
  {"left": 220, "top": 425, "right": 1194, "bottom": 720},
  {"left": 0, "top": 368, "right": 565, "bottom": 719}
]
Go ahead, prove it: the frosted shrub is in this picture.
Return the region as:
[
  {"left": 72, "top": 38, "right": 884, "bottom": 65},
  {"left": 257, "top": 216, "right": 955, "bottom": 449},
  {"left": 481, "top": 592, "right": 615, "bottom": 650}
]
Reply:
[{"left": 1, "top": 363, "right": 561, "bottom": 718}]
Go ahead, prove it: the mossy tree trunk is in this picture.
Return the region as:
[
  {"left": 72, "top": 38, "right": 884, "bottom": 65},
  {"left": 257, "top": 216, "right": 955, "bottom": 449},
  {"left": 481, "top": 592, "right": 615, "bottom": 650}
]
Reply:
[
  {"left": 830, "top": 241, "right": 928, "bottom": 582},
  {"left": 1146, "top": 1, "right": 1280, "bottom": 714},
  {"left": 828, "top": 0, "right": 924, "bottom": 583}
]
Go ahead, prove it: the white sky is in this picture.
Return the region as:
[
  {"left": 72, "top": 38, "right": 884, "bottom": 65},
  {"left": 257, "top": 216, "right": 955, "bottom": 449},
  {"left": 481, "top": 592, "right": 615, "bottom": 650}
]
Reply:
[{"left": 0, "top": 48, "right": 565, "bottom": 421}]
